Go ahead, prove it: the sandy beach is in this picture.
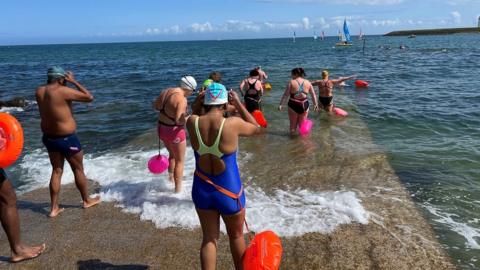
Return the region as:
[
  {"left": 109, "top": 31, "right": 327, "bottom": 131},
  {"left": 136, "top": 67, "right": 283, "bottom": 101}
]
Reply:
[{"left": 0, "top": 127, "right": 456, "bottom": 269}]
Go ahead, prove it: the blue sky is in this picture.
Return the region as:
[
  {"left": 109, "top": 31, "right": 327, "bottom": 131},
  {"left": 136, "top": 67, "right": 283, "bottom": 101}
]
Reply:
[{"left": 1, "top": 0, "right": 479, "bottom": 45}]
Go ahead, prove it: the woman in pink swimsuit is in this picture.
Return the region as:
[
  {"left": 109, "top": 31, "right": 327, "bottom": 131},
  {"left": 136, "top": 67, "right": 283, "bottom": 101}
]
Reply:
[{"left": 153, "top": 76, "right": 197, "bottom": 192}]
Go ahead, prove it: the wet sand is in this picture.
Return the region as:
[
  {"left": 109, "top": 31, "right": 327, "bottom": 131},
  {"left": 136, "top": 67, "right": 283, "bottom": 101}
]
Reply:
[{"left": 0, "top": 118, "right": 456, "bottom": 269}]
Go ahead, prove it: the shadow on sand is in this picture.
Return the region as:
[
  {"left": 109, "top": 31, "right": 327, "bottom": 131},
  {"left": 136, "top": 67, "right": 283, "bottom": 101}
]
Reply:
[{"left": 77, "top": 259, "right": 149, "bottom": 270}]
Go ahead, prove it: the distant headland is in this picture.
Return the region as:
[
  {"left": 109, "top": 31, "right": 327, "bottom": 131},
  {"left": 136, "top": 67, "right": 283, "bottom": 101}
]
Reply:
[{"left": 385, "top": 27, "right": 480, "bottom": 36}]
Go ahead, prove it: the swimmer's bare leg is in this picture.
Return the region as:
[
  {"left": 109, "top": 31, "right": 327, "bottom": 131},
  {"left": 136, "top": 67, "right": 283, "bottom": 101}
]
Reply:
[
  {"left": 222, "top": 209, "right": 246, "bottom": 270},
  {"left": 65, "top": 151, "right": 101, "bottom": 209},
  {"left": 197, "top": 208, "right": 220, "bottom": 270},
  {"left": 0, "top": 179, "right": 46, "bottom": 262},
  {"left": 288, "top": 107, "right": 298, "bottom": 136},
  {"left": 170, "top": 140, "right": 186, "bottom": 193},
  {"left": 47, "top": 151, "right": 66, "bottom": 217}
]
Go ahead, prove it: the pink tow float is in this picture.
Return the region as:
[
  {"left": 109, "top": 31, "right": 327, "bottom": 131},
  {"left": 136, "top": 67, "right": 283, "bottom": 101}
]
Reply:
[
  {"left": 148, "top": 154, "right": 169, "bottom": 174},
  {"left": 299, "top": 119, "right": 313, "bottom": 136},
  {"left": 333, "top": 107, "right": 349, "bottom": 117}
]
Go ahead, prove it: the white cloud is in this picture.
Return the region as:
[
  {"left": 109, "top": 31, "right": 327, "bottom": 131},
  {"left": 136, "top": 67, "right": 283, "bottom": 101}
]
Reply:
[
  {"left": 190, "top": 22, "right": 213, "bottom": 33},
  {"left": 451, "top": 11, "right": 462, "bottom": 24},
  {"left": 302, "top": 17, "right": 311, "bottom": 29}
]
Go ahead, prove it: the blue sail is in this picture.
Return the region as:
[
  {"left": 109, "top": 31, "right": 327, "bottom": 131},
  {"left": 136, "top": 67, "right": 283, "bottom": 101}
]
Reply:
[{"left": 343, "top": 19, "right": 351, "bottom": 43}]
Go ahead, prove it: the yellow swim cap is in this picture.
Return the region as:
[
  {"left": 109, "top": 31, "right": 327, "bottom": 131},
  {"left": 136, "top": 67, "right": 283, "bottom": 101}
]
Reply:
[{"left": 322, "top": 70, "right": 329, "bottom": 78}]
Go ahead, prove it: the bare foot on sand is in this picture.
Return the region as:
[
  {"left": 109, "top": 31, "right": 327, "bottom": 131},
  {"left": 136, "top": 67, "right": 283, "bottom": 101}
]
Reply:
[
  {"left": 83, "top": 195, "right": 101, "bottom": 209},
  {"left": 11, "top": 243, "right": 46, "bottom": 263},
  {"left": 48, "top": 207, "right": 65, "bottom": 218}
]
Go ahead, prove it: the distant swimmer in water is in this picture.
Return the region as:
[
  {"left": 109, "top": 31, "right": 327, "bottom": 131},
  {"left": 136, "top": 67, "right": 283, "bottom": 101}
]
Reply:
[
  {"left": 278, "top": 68, "right": 318, "bottom": 136},
  {"left": 312, "top": 70, "right": 356, "bottom": 112},
  {"left": 186, "top": 83, "right": 260, "bottom": 270},
  {"left": 312, "top": 70, "right": 356, "bottom": 113},
  {"left": 239, "top": 69, "right": 264, "bottom": 113},
  {"left": 255, "top": 66, "right": 268, "bottom": 82},
  {"left": 35, "top": 67, "right": 101, "bottom": 218},
  {"left": 0, "top": 168, "right": 46, "bottom": 262},
  {"left": 201, "top": 71, "right": 222, "bottom": 92},
  {"left": 399, "top": 44, "right": 408, "bottom": 50},
  {"left": 154, "top": 76, "right": 197, "bottom": 193}
]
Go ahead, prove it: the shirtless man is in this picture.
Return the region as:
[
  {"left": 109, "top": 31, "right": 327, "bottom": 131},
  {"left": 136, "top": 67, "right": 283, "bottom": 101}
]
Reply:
[
  {"left": 154, "top": 76, "right": 197, "bottom": 193},
  {"left": 0, "top": 168, "right": 46, "bottom": 262},
  {"left": 255, "top": 66, "right": 268, "bottom": 82},
  {"left": 311, "top": 70, "right": 356, "bottom": 113},
  {"left": 35, "top": 66, "right": 101, "bottom": 218}
]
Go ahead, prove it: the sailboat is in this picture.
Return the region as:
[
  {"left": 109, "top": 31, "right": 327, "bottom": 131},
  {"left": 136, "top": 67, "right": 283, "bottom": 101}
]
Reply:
[
  {"left": 314, "top": 31, "right": 318, "bottom": 41},
  {"left": 336, "top": 19, "right": 352, "bottom": 47},
  {"left": 321, "top": 31, "right": 325, "bottom": 41},
  {"left": 293, "top": 31, "right": 296, "bottom": 43},
  {"left": 359, "top": 28, "right": 364, "bottom": 40}
]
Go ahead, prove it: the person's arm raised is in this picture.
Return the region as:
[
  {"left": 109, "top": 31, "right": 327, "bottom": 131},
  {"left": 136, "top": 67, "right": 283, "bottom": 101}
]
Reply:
[
  {"left": 63, "top": 71, "right": 94, "bottom": 102},
  {"left": 332, "top": 74, "right": 357, "bottom": 85},
  {"left": 228, "top": 91, "right": 260, "bottom": 136}
]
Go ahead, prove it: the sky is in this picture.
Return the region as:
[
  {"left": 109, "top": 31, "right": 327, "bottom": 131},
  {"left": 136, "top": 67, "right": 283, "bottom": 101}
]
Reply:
[{"left": 1, "top": 0, "right": 479, "bottom": 45}]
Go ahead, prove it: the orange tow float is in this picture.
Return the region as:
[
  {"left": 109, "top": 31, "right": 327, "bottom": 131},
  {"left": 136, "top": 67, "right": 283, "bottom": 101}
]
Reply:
[
  {"left": 354, "top": 80, "right": 369, "bottom": 88},
  {"left": 252, "top": 110, "right": 268, "bottom": 128},
  {"left": 243, "top": 230, "right": 283, "bottom": 270},
  {"left": 0, "top": 113, "right": 24, "bottom": 168}
]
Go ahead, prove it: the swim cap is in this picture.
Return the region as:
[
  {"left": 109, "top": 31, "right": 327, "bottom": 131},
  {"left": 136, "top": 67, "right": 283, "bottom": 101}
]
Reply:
[
  {"left": 47, "top": 66, "right": 66, "bottom": 79},
  {"left": 322, "top": 70, "right": 329, "bottom": 78},
  {"left": 180, "top": 76, "right": 197, "bottom": 91},
  {"left": 202, "top": 79, "right": 213, "bottom": 88},
  {"left": 204, "top": 83, "right": 228, "bottom": 105}
]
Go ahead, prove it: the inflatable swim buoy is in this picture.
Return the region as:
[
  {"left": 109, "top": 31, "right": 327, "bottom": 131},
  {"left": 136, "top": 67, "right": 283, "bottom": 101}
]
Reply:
[
  {"left": 243, "top": 230, "right": 283, "bottom": 270},
  {"left": 333, "top": 107, "right": 348, "bottom": 117},
  {"left": 263, "top": 82, "right": 272, "bottom": 91},
  {"left": 298, "top": 119, "right": 313, "bottom": 136},
  {"left": 354, "top": 80, "right": 369, "bottom": 88},
  {"left": 0, "top": 113, "right": 24, "bottom": 168},
  {"left": 147, "top": 154, "right": 169, "bottom": 174},
  {"left": 252, "top": 110, "right": 267, "bottom": 128}
]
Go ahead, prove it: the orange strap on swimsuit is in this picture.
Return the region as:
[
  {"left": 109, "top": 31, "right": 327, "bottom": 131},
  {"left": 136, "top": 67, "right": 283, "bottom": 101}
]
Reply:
[
  {"left": 194, "top": 170, "right": 244, "bottom": 201},
  {"left": 195, "top": 170, "right": 252, "bottom": 237}
]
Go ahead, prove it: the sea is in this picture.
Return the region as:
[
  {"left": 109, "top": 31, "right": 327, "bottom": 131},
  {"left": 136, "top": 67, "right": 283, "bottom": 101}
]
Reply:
[{"left": 0, "top": 35, "right": 479, "bottom": 268}]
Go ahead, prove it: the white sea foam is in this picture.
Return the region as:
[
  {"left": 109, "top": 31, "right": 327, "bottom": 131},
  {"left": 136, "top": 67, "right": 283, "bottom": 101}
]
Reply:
[
  {"left": 423, "top": 203, "right": 480, "bottom": 249},
  {"left": 18, "top": 147, "right": 370, "bottom": 236},
  {"left": 0, "top": 107, "right": 24, "bottom": 113}
]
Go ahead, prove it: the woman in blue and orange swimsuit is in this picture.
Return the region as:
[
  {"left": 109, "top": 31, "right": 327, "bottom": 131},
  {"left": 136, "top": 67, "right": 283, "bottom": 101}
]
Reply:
[{"left": 186, "top": 83, "right": 260, "bottom": 270}]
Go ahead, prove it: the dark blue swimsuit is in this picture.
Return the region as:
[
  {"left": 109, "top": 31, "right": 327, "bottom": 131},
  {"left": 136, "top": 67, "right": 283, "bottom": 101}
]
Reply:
[{"left": 191, "top": 117, "right": 245, "bottom": 215}]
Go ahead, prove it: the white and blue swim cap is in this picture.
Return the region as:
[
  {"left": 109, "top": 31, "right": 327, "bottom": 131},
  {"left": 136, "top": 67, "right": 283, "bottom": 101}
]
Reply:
[
  {"left": 180, "top": 76, "right": 197, "bottom": 91},
  {"left": 205, "top": 83, "right": 228, "bottom": 105},
  {"left": 47, "top": 66, "right": 66, "bottom": 79}
]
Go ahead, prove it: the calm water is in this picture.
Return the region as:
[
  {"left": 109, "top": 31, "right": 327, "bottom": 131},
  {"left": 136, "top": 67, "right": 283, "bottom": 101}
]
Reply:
[{"left": 0, "top": 35, "right": 479, "bottom": 268}]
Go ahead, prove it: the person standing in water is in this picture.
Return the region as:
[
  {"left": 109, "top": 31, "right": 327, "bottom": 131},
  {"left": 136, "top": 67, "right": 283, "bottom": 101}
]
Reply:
[
  {"left": 239, "top": 69, "right": 264, "bottom": 113},
  {"left": 278, "top": 68, "right": 318, "bottom": 135},
  {"left": 187, "top": 83, "right": 260, "bottom": 270},
  {"left": 255, "top": 66, "right": 268, "bottom": 82},
  {"left": 311, "top": 70, "right": 356, "bottom": 113},
  {"left": 0, "top": 168, "right": 46, "bottom": 262},
  {"left": 35, "top": 67, "right": 101, "bottom": 218},
  {"left": 201, "top": 71, "right": 222, "bottom": 92},
  {"left": 154, "top": 76, "right": 197, "bottom": 193}
]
